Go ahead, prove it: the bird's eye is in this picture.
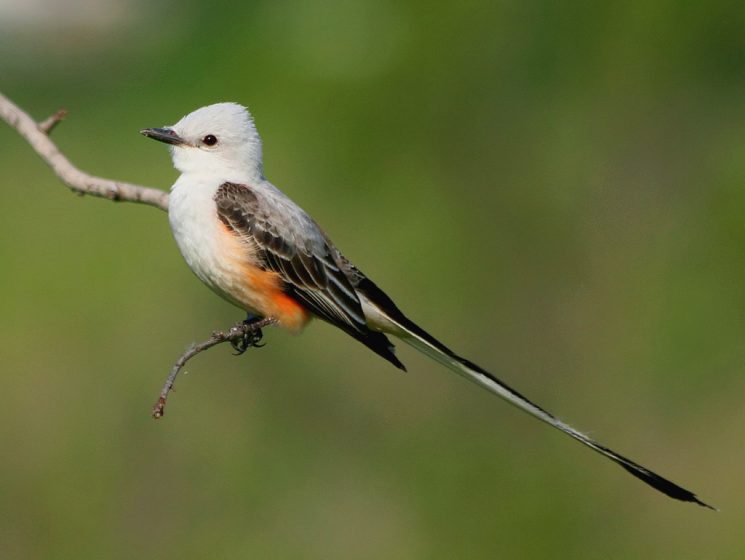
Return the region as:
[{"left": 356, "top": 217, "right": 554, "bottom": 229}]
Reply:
[{"left": 202, "top": 134, "right": 218, "bottom": 146}]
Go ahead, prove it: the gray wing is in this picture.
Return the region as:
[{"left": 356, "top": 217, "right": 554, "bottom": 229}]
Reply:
[
  {"left": 214, "top": 182, "right": 365, "bottom": 328},
  {"left": 214, "top": 182, "right": 405, "bottom": 369}
]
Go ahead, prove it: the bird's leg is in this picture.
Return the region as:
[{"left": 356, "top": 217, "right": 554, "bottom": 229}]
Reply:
[{"left": 231, "top": 313, "right": 266, "bottom": 355}]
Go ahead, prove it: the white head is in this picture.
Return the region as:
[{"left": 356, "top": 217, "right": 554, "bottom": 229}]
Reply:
[{"left": 141, "top": 102, "right": 264, "bottom": 179}]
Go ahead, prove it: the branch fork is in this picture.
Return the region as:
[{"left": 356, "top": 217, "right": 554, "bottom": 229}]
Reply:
[{"left": 0, "top": 92, "right": 169, "bottom": 211}]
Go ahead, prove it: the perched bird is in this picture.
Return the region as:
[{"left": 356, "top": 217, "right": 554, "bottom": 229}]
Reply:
[{"left": 142, "top": 102, "right": 711, "bottom": 508}]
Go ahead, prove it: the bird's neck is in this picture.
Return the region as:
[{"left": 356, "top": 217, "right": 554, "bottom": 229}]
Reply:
[
  {"left": 172, "top": 150, "right": 264, "bottom": 184},
  {"left": 174, "top": 167, "right": 263, "bottom": 190}
]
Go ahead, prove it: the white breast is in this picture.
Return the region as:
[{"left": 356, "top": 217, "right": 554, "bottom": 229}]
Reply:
[{"left": 168, "top": 175, "right": 245, "bottom": 307}]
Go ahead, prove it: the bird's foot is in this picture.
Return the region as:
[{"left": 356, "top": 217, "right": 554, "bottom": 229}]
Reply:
[{"left": 230, "top": 314, "right": 266, "bottom": 355}]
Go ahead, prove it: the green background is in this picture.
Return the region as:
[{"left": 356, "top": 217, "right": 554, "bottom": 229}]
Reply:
[{"left": 1, "top": 1, "right": 742, "bottom": 557}]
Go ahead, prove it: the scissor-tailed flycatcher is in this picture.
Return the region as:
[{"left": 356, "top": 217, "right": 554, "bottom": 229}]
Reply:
[{"left": 142, "top": 102, "right": 711, "bottom": 508}]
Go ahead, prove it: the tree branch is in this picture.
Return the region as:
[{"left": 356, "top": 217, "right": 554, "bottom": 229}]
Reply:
[
  {"left": 0, "top": 90, "right": 273, "bottom": 419},
  {"left": 152, "top": 317, "right": 277, "bottom": 418},
  {"left": 0, "top": 91, "right": 169, "bottom": 211}
]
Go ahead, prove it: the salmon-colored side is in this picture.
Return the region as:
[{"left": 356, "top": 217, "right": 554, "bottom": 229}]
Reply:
[
  {"left": 218, "top": 223, "right": 310, "bottom": 331},
  {"left": 243, "top": 264, "right": 310, "bottom": 331}
]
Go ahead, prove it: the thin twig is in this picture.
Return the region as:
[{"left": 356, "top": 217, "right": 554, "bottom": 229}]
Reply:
[
  {"left": 0, "top": 91, "right": 169, "bottom": 211},
  {"left": 38, "top": 108, "right": 67, "bottom": 134},
  {"left": 152, "top": 317, "right": 278, "bottom": 419}
]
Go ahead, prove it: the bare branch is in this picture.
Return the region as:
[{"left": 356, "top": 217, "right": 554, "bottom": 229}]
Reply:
[
  {"left": 0, "top": 90, "right": 169, "bottom": 211},
  {"left": 152, "top": 317, "right": 278, "bottom": 419}
]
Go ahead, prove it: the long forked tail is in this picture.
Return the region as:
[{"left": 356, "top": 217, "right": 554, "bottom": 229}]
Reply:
[
  {"left": 358, "top": 283, "right": 714, "bottom": 508},
  {"left": 402, "top": 318, "right": 713, "bottom": 508}
]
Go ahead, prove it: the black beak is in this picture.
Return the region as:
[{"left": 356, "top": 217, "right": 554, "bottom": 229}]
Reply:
[{"left": 140, "top": 127, "right": 187, "bottom": 146}]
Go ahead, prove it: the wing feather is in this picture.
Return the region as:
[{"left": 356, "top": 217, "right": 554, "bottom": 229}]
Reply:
[
  {"left": 214, "top": 181, "right": 405, "bottom": 370},
  {"left": 214, "top": 182, "right": 366, "bottom": 329}
]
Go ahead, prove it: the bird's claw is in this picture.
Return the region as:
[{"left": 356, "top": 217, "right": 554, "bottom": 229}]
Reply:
[{"left": 230, "top": 318, "right": 265, "bottom": 355}]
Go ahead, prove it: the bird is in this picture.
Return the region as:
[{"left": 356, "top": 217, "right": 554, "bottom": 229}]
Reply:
[{"left": 142, "top": 102, "right": 712, "bottom": 509}]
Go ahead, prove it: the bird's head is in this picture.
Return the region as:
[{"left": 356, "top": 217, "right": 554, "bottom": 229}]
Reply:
[{"left": 141, "top": 102, "right": 263, "bottom": 179}]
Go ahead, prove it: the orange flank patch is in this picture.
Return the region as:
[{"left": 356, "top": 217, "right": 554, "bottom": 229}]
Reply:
[
  {"left": 218, "top": 223, "right": 310, "bottom": 331},
  {"left": 268, "top": 290, "right": 310, "bottom": 331},
  {"left": 237, "top": 261, "right": 310, "bottom": 331}
]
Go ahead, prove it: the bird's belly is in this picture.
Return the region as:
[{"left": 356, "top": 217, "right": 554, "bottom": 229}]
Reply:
[{"left": 169, "top": 198, "right": 262, "bottom": 310}]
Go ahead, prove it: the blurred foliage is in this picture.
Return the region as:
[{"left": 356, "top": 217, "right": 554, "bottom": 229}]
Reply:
[{"left": 1, "top": 0, "right": 744, "bottom": 557}]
